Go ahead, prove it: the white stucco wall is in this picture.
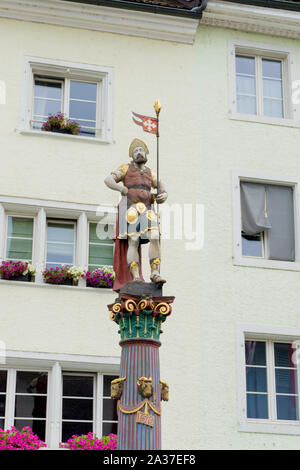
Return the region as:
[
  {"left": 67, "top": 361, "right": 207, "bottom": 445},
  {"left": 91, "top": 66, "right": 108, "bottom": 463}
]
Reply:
[{"left": 1, "top": 12, "right": 300, "bottom": 450}]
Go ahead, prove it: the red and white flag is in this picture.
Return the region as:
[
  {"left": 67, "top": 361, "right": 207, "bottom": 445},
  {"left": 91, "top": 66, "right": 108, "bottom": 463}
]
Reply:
[{"left": 132, "top": 111, "right": 158, "bottom": 134}]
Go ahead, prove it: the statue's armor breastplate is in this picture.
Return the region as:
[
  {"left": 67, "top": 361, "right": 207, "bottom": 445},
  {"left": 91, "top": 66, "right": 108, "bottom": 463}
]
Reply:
[{"left": 124, "top": 164, "right": 153, "bottom": 208}]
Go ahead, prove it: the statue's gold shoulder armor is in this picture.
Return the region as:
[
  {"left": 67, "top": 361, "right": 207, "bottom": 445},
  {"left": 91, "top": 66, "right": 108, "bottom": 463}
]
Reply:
[{"left": 116, "top": 163, "right": 129, "bottom": 179}]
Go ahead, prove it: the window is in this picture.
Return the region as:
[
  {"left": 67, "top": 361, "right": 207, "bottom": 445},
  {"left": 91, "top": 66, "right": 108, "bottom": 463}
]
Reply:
[
  {"left": 245, "top": 340, "right": 299, "bottom": 422},
  {"left": 61, "top": 373, "right": 118, "bottom": 442},
  {"left": 14, "top": 371, "right": 48, "bottom": 441},
  {"left": 0, "top": 197, "right": 116, "bottom": 286},
  {"left": 33, "top": 77, "right": 98, "bottom": 137},
  {"left": 102, "top": 375, "right": 118, "bottom": 436},
  {"left": 0, "top": 370, "right": 7, "bottom": 429},
  {"left": 6, "top": 216, "right": 34, "bottom": 262},
  {"left": 62, "top": 373, "right": 94, "bottom": 442},
  {"left": 21, "top": 57, "right": 113, "bottom": 142},
  {"left": 228, "top": 40, "right": 298, "bottom": 125},
  {"left": 232, "top": 172, "right": 300, "bottom": 271},
  {"left": 0, "top": 360, "right": 119, "bottom": 448},
  {"left": 240, "top": 181, "right": 295, "bottom": 262},
  {"left": 236, "top": 55, "right": 284, "bottom": 118},
  {"left": 88, "top": 223, "right": 114, "bottom": 271},
  {"left": 46, "top": 220, "right": 76, "bottom": 269}
]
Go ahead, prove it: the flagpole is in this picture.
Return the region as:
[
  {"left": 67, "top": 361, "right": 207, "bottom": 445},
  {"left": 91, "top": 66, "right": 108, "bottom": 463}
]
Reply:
[{"left": 154, "top": 99, "right": 162, "bottom": 241}]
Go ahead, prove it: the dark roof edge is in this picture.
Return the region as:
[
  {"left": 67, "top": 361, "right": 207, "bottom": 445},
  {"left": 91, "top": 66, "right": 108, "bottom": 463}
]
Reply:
[
  {"left": 63, "top": 0, "right": 207, "bottom": 18},
  {"left": 222, "top": 0, "right": 300, "bottom": 13}
]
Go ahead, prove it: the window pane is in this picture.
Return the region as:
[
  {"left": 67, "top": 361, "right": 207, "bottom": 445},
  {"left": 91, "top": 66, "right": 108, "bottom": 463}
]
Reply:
[
  {"left": 33, "top": 79, "right": 62, "bottom": 124},
  {"left": 274, "top": 343, "right": 295, "bottom": 368},
  {"left": 276, "top": 395, "right": 298, "bottom": 421},
  {"left": 246, "top": 367, "right": 267, "bottom": 393},
  {"left": 6, "top": 238, "right": 33, "bottom": 261},
  {"left": 34, "top": 98, "right": 62, "bottom": 118},
  {"left": 102, "top": 422, "right": 118, "bottom": 436},
  {"left": 35, "top": 80, "right": 62, "bottom": 100},
  {"left": 242, "top": 234, "right": 263, "bottom": 257},
  {"left": 245, "top": 341, "right": 266, "bottom": 366},
  {"left": 88, "top": 244, "right": 113, "bottom": 267},
  {"left": 63, "top": 376, "right": 93, "bottom": 398},
  {"left": 69, "top": 100, "right": 96, "bottom": 121},
  {"left": 236, "top": 56, "right": 255, "bottom": 75},
  {"left": 15, "top": 396, "right": 47, "bottom": 419},
  {"left": 70, "top": 81, "right": 97, "bottom": 102},
  {"left": 62, "top": 421, "right": 93, "bottom": 443},
  {"left": 0, "top": 371, "right": 7, "bottom": 393},
  {"left": 46, "top": 243, "right": 74, "bottom": 264},
  {"left": 247, "top": 393, "right": 268, "bottom": 419},
  {"left": 14, "top": 419, "right": 46, "bottom": 441},
  {"left": 0, "top": 419, "right": 4, "bottom": 430},
  {"left": 47, "top": 223, "right": 75, "bottom": 243},
  {"left": 16, "top": 372, "right": 48, "bottom": 394},
  {"left": 0, "top": 395, "right": 6, "bottom": 418},
  {"left": 237, "top": 95, "right": 256, "bottom": 115},
  {"left": 62, "top": 398, "right": 93, "bottom": 421},
  {"left": 103, "top": 375, "right": 118, "bottom": 397},
  {"left": 236, "top": 75, "right": 256, "bottom": 95},
  {"left": 263, "top": 98, "right": 283, "bottom": 118},
  {"left": 262, "top": 59, "right": 282, "bottom": 79},
  {"left": 275, "top": 369, "right": 298, "bottom": 395},
  {"left": 103, "top": 398, "right": 118, "bottom": 421},
  {"left": 263, "top": 79, "right": 283, "bottom": 100},
  {"left": 8, "top": 217, "right": 33, "bottom": 238},
  {"left": 89, "top": 223, "right": 113, "bottom": 267}
]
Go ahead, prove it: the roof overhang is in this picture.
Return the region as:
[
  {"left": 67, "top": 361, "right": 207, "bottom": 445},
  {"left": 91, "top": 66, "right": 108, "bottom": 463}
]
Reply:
[
  {"left": 0, "top": 0, "right": 200, "bottom": 44},
  {"left": 201, "top": 0, "right": 300, "bottom": 39}
]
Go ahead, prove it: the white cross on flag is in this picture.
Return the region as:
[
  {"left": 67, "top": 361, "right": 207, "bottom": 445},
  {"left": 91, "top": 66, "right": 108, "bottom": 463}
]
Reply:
[{"left": 132, "top": 111, "right": 158, "bottom": 134}]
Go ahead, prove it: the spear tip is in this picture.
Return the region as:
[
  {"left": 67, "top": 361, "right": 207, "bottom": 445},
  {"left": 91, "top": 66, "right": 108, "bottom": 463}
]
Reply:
[{"left": 154, "top": 99, "right": 162, "bottom": 115}]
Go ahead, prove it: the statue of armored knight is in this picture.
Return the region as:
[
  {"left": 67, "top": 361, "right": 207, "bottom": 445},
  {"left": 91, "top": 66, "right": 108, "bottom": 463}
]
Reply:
[{"left": 104, "top": 138, "right": 168, "bottom": 291}]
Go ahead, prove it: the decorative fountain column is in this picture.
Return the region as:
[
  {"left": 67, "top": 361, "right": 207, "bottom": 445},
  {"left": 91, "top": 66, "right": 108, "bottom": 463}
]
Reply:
[{"left": 108, "top": 282, "right": 174, "bottom": 450}]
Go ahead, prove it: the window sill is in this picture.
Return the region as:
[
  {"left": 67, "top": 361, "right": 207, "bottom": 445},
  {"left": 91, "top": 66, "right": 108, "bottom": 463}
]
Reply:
[
  {"left": 18, "top": 128, "right": 112, "bottom": 145},
  {"left": 0, "top": 279, "right": 113, "bottom": 292},
  {"left": 234, "top": 257, "right": 300, "bottom": 272},
  {"left": 239, "top": 419, "right": 300, "bottom": 436},
  {"left": 229, "top": 112, "right": 300, "bottom": 129}
]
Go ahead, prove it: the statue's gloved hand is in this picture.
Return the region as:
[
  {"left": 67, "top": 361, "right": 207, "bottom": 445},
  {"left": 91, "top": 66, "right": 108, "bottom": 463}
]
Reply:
[
  {"left": 156, "top": 191, "right": 168, "bottom": 204},
  {"left": 121, "top": 186, "right": 128, "bottom": 196}
]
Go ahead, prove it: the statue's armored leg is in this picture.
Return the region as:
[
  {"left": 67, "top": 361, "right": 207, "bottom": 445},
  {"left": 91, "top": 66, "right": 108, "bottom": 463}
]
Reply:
[
  {"left": 149, "top": 232, "right": 166, "bottom": 285},
  {"left": 127, "top": 236, "right": 142, "bottom": 282}
]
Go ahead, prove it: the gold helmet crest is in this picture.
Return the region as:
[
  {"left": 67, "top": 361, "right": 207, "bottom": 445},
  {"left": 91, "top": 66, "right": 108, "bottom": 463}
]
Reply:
[{"left": 129, "top": 138, "right": 149, "bottom": 158}]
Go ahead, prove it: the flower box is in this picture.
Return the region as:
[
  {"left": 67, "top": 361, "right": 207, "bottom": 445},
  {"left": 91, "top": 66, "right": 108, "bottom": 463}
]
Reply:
[
  {"left": 42, "top": 113, "right": 81, "bottom": 135},
  {"left": 86, "top": 267, "right": 115, "bottom": 289},
  {"left": 51, "top": 128, "right": 73, "bottom": 135},
  {"left": 42, "top": 266, "right": 83, "bottom": 286},
  {"left": 0, "top": 261, "right": 36, "bottom": 282},
  {"left": 3, "top": 273, "right": 34, "bottom": 283}
]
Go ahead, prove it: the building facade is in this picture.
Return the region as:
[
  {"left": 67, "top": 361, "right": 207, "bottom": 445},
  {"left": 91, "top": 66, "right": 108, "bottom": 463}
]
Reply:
[{"left": 1, "top": 0, "right": 300, "bottom": 450}]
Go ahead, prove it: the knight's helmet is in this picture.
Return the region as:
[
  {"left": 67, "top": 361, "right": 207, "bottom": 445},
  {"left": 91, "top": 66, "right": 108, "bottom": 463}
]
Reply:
[{"left": 129, "top": 138, "right": 149, "bottom": 159}]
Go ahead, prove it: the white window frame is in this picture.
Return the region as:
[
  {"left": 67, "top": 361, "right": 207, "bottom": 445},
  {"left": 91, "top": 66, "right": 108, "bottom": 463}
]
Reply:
[
  {"left": 228, "top": 39, "right": 300, "bottom": 127},
  {"left": 4, "top": 213, "right": 36, "bottom": 264},
  {"left": 232, "top": 171, "right": 300, "bottom": 271},
  {"left": 61, "top": 371, "right": 96, "bottom": 441},
  {"left": 237, "top": 324, "right": 300, "bottom": 435},
  {"left": 20, "top": 56, "right": 113, "bottom": 144},
  {"left": 87, "top": 220, "right": 114, "bottom": 271},
  {"left": 0, "top": 350, "right": 120, "bottom": 449},
  {"left": 46, "top": 219, "right": 77, "bottom": 270},
  {"left": 2, "top": 366, "right": 51, "bottom": 443},
  {"left": 0, "top": 196, "right": 116, "bottom": 288}
]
